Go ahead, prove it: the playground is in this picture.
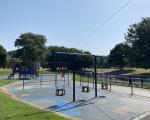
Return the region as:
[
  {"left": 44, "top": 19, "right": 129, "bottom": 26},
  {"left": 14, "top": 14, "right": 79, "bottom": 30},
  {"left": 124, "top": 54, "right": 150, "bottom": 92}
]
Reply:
[
  {"left": 3, "top": 73, "right": 150, "bottom": 120},
  {"left": 1, "top": 1, "right": 150, "bottom": 119},
  {"left": 1, "top": 52, "right": 150, "bottom": 120}
]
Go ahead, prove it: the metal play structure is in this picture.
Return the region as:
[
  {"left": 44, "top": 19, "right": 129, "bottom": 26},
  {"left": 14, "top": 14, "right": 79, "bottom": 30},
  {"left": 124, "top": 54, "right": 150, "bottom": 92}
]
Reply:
[
  {"left": 16, "top": 52, "right": 144, "bottom": 102},
  {"left": 54, "top": 52, "right": 100, "bottom": 101}
]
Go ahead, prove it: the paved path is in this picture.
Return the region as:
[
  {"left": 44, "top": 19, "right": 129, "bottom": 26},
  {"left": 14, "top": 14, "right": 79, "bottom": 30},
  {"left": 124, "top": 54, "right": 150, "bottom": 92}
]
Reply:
[{"left": 4, "top": 74, "right": 150, "bottom": 120}]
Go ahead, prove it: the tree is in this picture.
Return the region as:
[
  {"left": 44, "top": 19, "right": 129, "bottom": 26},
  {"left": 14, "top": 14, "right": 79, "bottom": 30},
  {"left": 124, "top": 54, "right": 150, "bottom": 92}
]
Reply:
[
  {"left": 125, "top": 17, "right": 150, "bottom": 68},
  {"left": 15, "top": 32, "right": 47, "bottom": 67},
  {"left": 0, "top": 44, "right": 7, "bottom": 68},
  {"left": 96, "top": 56, "right": 109, "bottom": 68},
  {"left": 45, "top": 46, "right": 93, "bottom": 70},
  {"left": 8, "top": 50, "right": 16, "bottom": 58},
  {"left": 108, "top": 43, "right": 131, "bottom": 70}
]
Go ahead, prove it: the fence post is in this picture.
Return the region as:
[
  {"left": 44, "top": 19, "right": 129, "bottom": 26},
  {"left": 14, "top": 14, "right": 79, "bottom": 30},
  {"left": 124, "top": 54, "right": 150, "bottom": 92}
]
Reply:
[{"left": 129, "top": 76, "right": 133, "bottom": 95}]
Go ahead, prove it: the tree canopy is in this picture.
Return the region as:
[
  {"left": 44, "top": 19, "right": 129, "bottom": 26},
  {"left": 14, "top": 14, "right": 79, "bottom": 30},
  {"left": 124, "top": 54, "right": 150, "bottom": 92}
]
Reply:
[
  {"left": 15, "top": 32, "right": 47, "bottom": 67},
  {"left": 0, "top": 44, "right": 7, "bottom": 68},
  {"left": 45, "top": 46, "right": 93, "bottom": 70},
  {"left": 125, "top": 17, "right": 150, "bottom": 68},
  {"left": 108, "top": 43, "right": 131, "bottom": 70}
]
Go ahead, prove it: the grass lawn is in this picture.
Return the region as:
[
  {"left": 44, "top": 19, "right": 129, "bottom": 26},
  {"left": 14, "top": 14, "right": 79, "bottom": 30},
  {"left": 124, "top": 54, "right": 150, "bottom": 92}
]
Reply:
[
  {"left": 0, "top": 69, "right": 11, "bottom": 76},
  {"left": 0, "top": 80, "right": 69, "bottom": 120},
  {"left": 0, "top": 80, "right": 17, "bottom": 87},
  {"left": 96, "top": 68, "right": 150, "bottom": 77}
]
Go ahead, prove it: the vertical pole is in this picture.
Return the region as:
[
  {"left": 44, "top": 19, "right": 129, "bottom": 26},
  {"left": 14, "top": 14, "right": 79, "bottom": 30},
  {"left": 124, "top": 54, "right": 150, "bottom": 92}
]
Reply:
[
  {"left": 131, "top": 84, "right": 133, "bottom": 95},
  {"left": 81, "top": 73, "right": 83, "bottom": 86},
  {"left": 93, "top": 73, "right": 94, "bottom": 88},
  {"left": 106, "top": 68, "right": 108, "bottom": 84},
  {"left": 101, "top": 68, "right": 103, "bottom": 82},
  {"left": 64, "top": 73, "right": 65, "bottom": 87},
  {"left": 88, "top": 75, "right": 90, "bottom": 86},
  {"left": 38, "top": 67, "right": 40, "bottom": 78},
  {"left": 23, "top": 79, "right": 24, "bottom": 90},
  {"left": 40, "top": 75, "right": 42, "bottom": 87},
  {"left": 68, "top": 73, "right": 69, "bottom": 86},
  {"left": 94, "top": 55, "right": 97, "bottom": 98},
  {"left": 55, "top": 73, "right": 57, "bottom": 86},
  {"left": 73, "top": 71, "right": 75, "bottom": 102},
  {"left": 109, "top": 76, "right": 111, "bottom": 91},
  {"left": 131, "top": 77, "right": 133, "bottom": 95},
  {"left": 80, "top": 73, "right": 81, "bottom": 86},
  {"left": 129, "top": 76, "right": 133, "bottom": 95},
  {"left": 25, "top": 72, "right": 26, "bottom": 80}
]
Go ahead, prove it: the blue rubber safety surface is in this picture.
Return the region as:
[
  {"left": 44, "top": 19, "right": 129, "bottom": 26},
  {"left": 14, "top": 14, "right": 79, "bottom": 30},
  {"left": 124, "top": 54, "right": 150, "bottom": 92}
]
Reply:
[{"left": 5, "top": 74, "right": 150, "bottom": 120}]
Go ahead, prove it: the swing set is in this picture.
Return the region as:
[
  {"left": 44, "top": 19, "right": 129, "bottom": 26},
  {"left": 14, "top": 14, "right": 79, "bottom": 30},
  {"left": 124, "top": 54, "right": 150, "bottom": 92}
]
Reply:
[
  {"left": 54, "top": 55, "right": 68, "bottom": 96},
  {"left": 55, "top": 52, "right": 99, "bottom": 101}
]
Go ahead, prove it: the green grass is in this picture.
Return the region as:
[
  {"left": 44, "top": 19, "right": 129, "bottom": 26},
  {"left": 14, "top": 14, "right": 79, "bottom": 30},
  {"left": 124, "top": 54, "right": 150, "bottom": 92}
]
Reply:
[
  {"left": 0, "top": 69, "right": 11, "bottom": 76},
  {"left": 0, "top": 80, "right": 17, "bottom": 87},
  {"left": 0, "top": 80, "right": 69, "bottom": 120},
  {"left": 96, "top": 68, "right": 150, "bottom": 77}
]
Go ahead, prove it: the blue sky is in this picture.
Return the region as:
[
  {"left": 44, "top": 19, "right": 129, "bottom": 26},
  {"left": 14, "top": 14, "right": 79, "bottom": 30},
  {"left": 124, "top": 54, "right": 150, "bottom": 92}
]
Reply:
[{"left": 0, "top": 0, "right": 150, "bottom": 55}]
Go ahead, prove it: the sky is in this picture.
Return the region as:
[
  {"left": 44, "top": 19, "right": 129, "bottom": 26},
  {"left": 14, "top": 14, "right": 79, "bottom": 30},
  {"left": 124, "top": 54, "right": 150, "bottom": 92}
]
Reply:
[{"left": 0, "top": 0, "right": 150, "bottom": 55}]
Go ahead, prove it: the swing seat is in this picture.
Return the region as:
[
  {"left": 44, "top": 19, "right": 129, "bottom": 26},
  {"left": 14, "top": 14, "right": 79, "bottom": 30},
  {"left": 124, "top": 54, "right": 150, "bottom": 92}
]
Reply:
[
  {"left": 101, "top": 83, "right": 108, "bottom": 90},
  {"left": 82, "top": 86, "right": 90, "bottom": 92},
  {"left": 55, "top": 88, "right": 65, "bottom": 96}
]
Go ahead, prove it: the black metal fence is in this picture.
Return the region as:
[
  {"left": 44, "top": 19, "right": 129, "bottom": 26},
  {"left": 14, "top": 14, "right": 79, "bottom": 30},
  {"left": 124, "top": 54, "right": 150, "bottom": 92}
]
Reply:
[{"left": 76, "top": 70, "right": 150, "bottom": 89}]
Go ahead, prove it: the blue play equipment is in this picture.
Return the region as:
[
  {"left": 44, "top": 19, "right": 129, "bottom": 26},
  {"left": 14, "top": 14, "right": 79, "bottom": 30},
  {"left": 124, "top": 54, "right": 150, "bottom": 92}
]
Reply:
[
  {"left": 8, "top": 61, "right": 39, "bottom": 80},
  {"left": 8, "top": 68, "right": 36, "bottom": 80},
  {"left": 18, "top": 69, "right": 35, "bottom": 79}
]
